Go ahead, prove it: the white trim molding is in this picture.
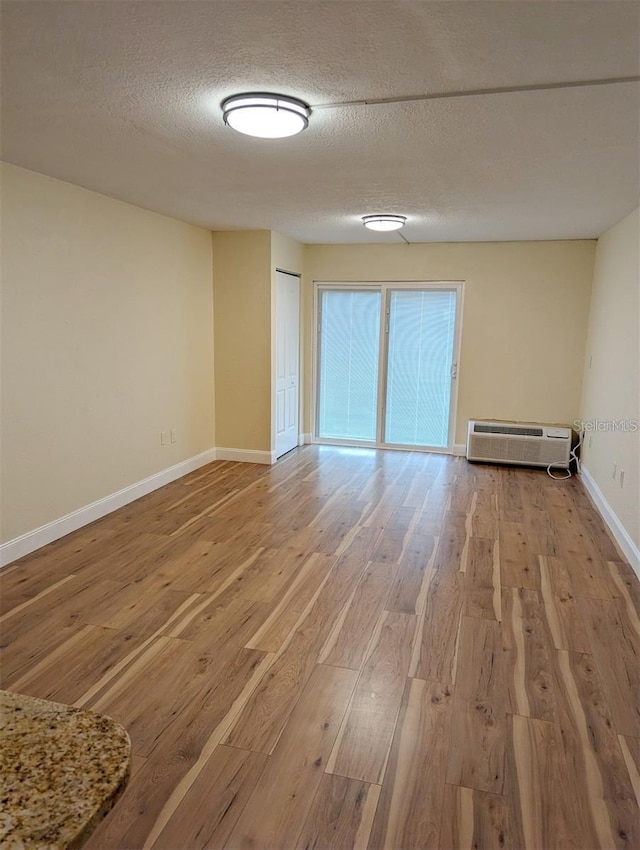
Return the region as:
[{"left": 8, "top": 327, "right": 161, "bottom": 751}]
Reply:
[
  {"left": 216, "top": 447, "right": 275, "bottom": 464},
  {"left": 580, "top": 465, "right": 640, "bottom": 577},
  {"left": 0, "top": 448, "right": 217, "bottom": 568},
  {"left": 452, "top": 443, "right": 467, "bottom": 456},
  {"left": 299, "top": 433, "right": 312, "bottom": 445}
]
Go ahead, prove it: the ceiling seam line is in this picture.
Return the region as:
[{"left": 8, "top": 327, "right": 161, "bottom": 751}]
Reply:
[{"left": 311, "top": 75, "right": 640, "bottom": 110}]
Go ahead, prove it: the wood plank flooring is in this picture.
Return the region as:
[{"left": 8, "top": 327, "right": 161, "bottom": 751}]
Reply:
[{"left": 1, "top": 446, "right": 639, "bottom": 849}]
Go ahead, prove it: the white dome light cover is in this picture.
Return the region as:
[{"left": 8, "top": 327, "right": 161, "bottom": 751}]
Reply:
[
  {"left": 221, "top": 93, "right": 310, "bottom": 138},
  {"left": 362, "top": 214, "right": 407, "bottom": 231}
]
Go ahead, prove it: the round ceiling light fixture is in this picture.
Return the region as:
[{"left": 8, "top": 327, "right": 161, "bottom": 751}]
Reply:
[
  {"left": 362, "top": 214, "right": 407, "bottom": 232},
  {"left": 221, "top": 93, "right": 311, "bottom": 138}
]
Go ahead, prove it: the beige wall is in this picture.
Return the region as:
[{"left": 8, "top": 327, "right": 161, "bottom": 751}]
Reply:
[
  {"left": 580, "top": 207, "right": 639, "bottom": 550},
  {"left": 0, "top": 163, "right": 215, "bottom": 542},
  {"left": 212, "top": 230, "right": 272, "bottom": 452},
  {"left": 1, "top": 164, "right": 617, "bottom": 554},
  {"left": 304, "top": 241, "right": 596, "bottom": 444},
  {"left": 271, "top": 231, "right": 304, "bottom": 279},
  {"left": 212, "top": 230, "right": 303, "bottom": 455}
]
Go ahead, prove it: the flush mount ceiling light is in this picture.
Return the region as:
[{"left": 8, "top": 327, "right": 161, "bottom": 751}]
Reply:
[
  {"left": 221, "top": 93, "right": 310, "bottom": 138},
  {"left": 362, "top": 214, "right": 407, "bottom": 232}
]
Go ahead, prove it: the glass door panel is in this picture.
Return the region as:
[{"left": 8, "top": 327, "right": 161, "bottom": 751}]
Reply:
[
  {"left": 384, "top": 289, "right": 457, "bottom": 448},
  {"left": 317, "top": 289, "right": 382, "bottom": 441}
]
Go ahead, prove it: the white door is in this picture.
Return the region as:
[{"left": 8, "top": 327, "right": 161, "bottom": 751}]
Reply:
[{"left": 275, "top": 270, "right": 300, "bottom": 459}]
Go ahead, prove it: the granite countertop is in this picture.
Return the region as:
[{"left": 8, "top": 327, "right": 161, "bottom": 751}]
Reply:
[{"left": 0, "top": 690, "right": 131, "bottom": 850}]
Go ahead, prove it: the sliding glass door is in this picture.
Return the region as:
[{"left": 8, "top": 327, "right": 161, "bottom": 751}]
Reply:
[{"left": 316, "top": 283, "right": 461, "bottom": 450}]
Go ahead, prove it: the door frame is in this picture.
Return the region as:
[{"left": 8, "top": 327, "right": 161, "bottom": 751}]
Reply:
[{"left": 312, "top": 281, "right": 464, "bottom": 454}]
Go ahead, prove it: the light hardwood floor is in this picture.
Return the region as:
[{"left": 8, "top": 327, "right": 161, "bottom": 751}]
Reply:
[{"left": 1, "top": 446, "right": 639, "bottom": 849}]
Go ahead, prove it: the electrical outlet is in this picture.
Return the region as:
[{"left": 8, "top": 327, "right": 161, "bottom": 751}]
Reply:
[
  {"left": 620, "top": 469, "right": 625, "bottom": 488},
  {"left": 160, "top": 431, "right": 167, "bottom": 446},
  {"left": 589, "top": 354, "right": 593, "bottom": 368},
  {"left": 588, "top": 435, "right": 593, "bottom": 449},
  {"left": 612, "top": 462, "right": 617, "bottom": 479},
  {"left": 170, "top": 428, "right": 177, "bottom": 444}
]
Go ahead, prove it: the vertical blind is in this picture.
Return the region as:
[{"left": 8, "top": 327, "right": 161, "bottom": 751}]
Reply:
[
  {"left": 385, "top": 289, "right": 457, "bottom": 447},
  {"left": 318, "top": 289, "right": 381, "bottom": 440}
]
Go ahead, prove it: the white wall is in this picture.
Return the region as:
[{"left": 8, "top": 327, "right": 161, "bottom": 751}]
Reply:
[
  {"left": 580, "top": 207, "right": 639, "bottom": 564},
  {"left": 1, "top": 163, "right": 215, "bottom": 544},
  {"left": 304, "top": 241, "right": 596, "bottom": 445}
]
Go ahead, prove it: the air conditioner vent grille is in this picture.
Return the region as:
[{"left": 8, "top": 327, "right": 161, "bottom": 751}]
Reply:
[
  {"left": 473, "top": 424, "right": 543, "bottom": 437},
  {"left": 466, "top": 420, "right": 571, "bottom": 468}
]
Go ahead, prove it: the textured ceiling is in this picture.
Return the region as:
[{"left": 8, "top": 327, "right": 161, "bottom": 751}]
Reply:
[{"left": 2, "top": 0, "right": 639, "bottom": 243}]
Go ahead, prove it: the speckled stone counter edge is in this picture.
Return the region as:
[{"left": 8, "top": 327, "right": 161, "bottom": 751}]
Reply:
[{"left": 1, "top": 689, "right": 131, "bottom": 850}]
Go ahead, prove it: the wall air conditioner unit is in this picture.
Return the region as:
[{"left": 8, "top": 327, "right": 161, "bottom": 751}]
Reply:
[{"left": 466, "top": 420, "right": 572, "bottom": 468}]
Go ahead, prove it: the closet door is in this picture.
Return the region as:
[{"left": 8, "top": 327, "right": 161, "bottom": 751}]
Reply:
[{"left": 275, "top": 271, "right": 300, "bottom": 459}]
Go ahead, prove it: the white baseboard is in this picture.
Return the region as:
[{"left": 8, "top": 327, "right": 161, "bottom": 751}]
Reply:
[
  {"left": 216, "top": 447, "right": 275, "bottom": 464},
  {"left": 580, "top": 465, "right": 640, "bottom": 578},
  {"left": 299, "top": 433, "right": 312, "bottom": 445},
  {"left": 452, "top": 443, "right": 467, "bottom": 456},
  {"left": 0, "top": 448, "right": 217, "bottom": 569}
]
